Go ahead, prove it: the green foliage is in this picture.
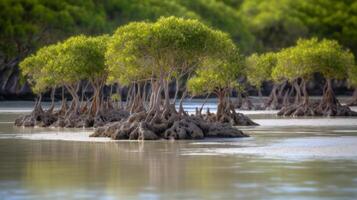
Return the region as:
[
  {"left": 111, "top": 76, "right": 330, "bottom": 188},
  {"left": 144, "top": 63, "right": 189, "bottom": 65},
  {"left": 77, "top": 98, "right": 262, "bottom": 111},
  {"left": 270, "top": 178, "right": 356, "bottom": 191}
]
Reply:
[
  {"left": 294, "top": 0, "right": 357, "bottom": 55},
  {"left": 1, "top": 0, "right": 253, "bottom": 66},
  {"left": 246, "top": 52, "right": 277, "bottom": 88},
  {"left": 0, "top": 0, "right": 107, "bottom": 60},
  {"left": 11, "top": 0, "right": 357, "bottom": 97},
  {"left": 238, "top": 0, "right": 357, "bottom": 54},
  {"left": 104, "top": 0, "right": 198, "bottom": 23},
  {"left": 188, "top": 47, "right": 244, "bottom": 96},
  {"left": 2, "top": 0, "right": 357, "bottom": 68},
  {"left": 58, "top": 35, "right": 109, "bottom": 85},
  {"left": 107, "top": 16, "right": 234, "bottom": 86},
  {"left": 19, "top": 44, "right": 61, "bottom": 94},
  {"left": 310, "top": 39, "right": 354, "bottom": 80},
  {"left": 179, "top": 0, "right": 254, "bottom": 52},
  {"left": 239, "top": 0, "right": 307, "bottom": 52},
  {"left": 217, "top": 0, "right": 244, "bottom": 8},
  {"left": 272, "top": 38, "right": 355, "bottom": 82},
  {"left": 110, "top": 93, "right": 121, "bottom": 102},
  {"left": 19, "top": 35, "right": 108, "bottom": 93},
  {"left": 106, "top": 22, "right": 153, "bottom": 85},
  {"left": 272, "top": 38, "right": 318, "bottom": 82}
]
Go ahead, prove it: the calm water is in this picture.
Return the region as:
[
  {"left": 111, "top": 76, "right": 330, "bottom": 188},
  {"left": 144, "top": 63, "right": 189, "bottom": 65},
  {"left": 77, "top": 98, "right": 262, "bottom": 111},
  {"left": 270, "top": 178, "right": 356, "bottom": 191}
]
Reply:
[{"left": 1, "top": 101, "right": 357, "bottom": 200}]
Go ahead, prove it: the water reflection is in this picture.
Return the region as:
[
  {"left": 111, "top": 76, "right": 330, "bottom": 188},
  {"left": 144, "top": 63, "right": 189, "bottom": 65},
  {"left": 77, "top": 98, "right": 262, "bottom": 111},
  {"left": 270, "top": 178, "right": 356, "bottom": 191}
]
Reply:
[
  {"left": 1, "top": 137, "right": 357, "bottom": 199},
  {"left": 1, "top": 103, "right": 357, "bottom": 199}
]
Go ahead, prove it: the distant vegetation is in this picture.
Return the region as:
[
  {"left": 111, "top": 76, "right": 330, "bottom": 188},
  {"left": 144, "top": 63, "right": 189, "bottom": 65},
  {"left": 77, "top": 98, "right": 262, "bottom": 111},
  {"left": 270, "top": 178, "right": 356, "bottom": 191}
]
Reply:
[
  {"left": 2, "top": 0, "right": 357, "bottom": 120},
  {"left": 2, "top": 0, "right": 356, "bottom": 65}
]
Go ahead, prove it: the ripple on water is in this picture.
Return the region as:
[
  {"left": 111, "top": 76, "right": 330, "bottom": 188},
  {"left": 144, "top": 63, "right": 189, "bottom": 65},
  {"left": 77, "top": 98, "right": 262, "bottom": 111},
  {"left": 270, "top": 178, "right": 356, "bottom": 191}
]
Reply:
[
  {"left": 254, "top": 118, "right": 357, "bottom": 127},
  {"left": 183, "top": 136, "right": 357, "bottom": 161},
  {"left": 0, "top": 131, "right": 113, "bottom": 142}
]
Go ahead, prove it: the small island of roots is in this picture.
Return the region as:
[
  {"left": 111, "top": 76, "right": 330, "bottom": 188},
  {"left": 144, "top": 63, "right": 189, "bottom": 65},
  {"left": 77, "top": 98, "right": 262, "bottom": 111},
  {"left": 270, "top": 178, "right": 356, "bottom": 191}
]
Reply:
[{"left": 15, "top": 17, "right": 258, "bottom": 140}]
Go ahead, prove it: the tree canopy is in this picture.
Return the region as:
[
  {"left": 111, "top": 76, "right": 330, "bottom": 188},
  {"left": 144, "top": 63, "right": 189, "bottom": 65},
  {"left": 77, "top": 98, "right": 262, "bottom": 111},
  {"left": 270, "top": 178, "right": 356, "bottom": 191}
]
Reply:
[
  {"left": 188, "top": 49, "right": 243, "bottom": 96},
  {"left": 272, "top": 38, "right": 318, "bottom": 82},
  {"left": 245, "top": 52, "right": 276, "bottom": 88},
  {"left": 239, "top": 0, "right": 307, "bottom": 52},
  {"left": 19, "top": 44, "right": 61, "bottom": 94},
  {"left": 106, "top": 16, "right": 243, "bottom": 109},
  {"left": 273, "top": 38, "right": 355, "bottom": 82},
  {"left": 238, "top": 0, "right": 357, "bottom": 55},
  {"left": 20, "top": 34, "right": 109, "bottom": 113}
]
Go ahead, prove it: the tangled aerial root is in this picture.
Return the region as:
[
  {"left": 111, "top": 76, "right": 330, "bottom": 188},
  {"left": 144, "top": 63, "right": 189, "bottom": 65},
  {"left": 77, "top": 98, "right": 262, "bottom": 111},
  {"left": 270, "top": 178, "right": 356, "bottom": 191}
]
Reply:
[
  {"left": 91, "top": 109, "right": 250, "bottom": 140},
  {"left": 14, "top": 106, "right": 130, "bottom": 128},
  {"left": 15, "top": 103, "right": 257, "bottom": 140},
  {"left": 277, "top": 102, "right": 357, "bottom": 117},
  {"left": 278, "top": 84, "right": 357, "bottom": 117},
  {"left": 201, "top": 111, "right": 258, "bottom": 126}
]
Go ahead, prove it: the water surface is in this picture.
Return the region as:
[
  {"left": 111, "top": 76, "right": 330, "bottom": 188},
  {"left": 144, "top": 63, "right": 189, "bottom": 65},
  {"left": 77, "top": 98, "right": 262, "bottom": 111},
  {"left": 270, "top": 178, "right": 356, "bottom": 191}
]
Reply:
[{"left": 1, "top": 101, "right": 357, "bottom": 199}]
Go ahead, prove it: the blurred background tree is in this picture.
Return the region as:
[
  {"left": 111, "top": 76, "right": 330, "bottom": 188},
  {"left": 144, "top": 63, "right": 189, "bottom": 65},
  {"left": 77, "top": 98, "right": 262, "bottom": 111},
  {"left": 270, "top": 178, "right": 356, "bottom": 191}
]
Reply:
[{"left": 0, "top": 0, "right": 356, "bottom": 99}]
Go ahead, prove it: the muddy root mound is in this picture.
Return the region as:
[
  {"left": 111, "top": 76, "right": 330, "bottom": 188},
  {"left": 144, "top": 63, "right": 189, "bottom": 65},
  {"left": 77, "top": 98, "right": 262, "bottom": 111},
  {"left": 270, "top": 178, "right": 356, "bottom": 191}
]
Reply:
[
  {"left": 14, "top": 107, "right": 130, "bottom": 128},
  {"left": 277, "top": 103, "right": 357, "bottom": 117},
  {"left": 91, "top": 112, "right": 249, "bottom": 140},
  {"left": 202, "top": 111, "right": 258, "bottom": 126}
]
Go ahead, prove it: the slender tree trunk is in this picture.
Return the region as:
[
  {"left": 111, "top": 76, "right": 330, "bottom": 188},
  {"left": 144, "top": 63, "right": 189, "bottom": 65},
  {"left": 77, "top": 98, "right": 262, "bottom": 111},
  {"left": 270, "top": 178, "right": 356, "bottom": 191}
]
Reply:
[
  {"left": 199, "top": 94, "right": 210, "bottom": 114},
  {"left": 81, "top": 81, "right": 89, "bottom": 104},
  {"left": 282, "top": 88, "right": 290, "bottom": 107},
  {"left": 217, "top": 91, "right": 226, "bottom": 118},
  {"left": 178, "top": 88, "right": 187, "bottom": 115},
  {"left": 278, "top": 80, "right": 287, "bottom": 99},
  {"left": 320, "top": 78, "right": 339, "bottom": 106},
  {"left": 142, "top": 81, "right": 148, "bottom": 109},
  {"left": 301, "top": 79, "right": 309, "bottom": 105},
  {"left": 116, "top": 83, "right": 122, "bottom": 109},
  {"left": 36, "top": 94, "right": 42, "bottom": 109},
  {"left": 125, "top": 85, "right": 133, "bottom": 110},
  {"left": 293, "top": 80, "right": 302, "bottom": 104},
  {"left": 61, "top": 86, "right": 65, "bottom": 102},
  {"left": 48, "top": 87, "right": 56, "bottom": 113},
  {"left": 163, "top": 79, "right": 170, "bottom": 109},
  {"left": 173, "top": 78, "right": 180, "bottom": 104},
  {"left": 265, "top": 84, "right": 279, "bottom": 109},
  {"left": 65, "top": 84, "right": 81, "bottom": 114}
]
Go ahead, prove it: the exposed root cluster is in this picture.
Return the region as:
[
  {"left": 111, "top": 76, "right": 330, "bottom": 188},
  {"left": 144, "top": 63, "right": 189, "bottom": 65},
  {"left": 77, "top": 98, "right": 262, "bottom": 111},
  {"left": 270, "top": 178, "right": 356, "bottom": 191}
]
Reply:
[
  {"left": 277, "top": 79, "right": 357, "bottom": 117},
  {"left": 278, "top": 102, "right": 357, "bottom": 117},
  {"left": 91, "top": 106, "right": 249, "bottom": 140},
  {"left": 15, "top": 99, "right": 256, "bottom": 140},
  {"left": 201, "top": 108, "right": 258, "bottom": 126},
  {"left": 14, "top": 101, "right": 129, "bottom": 128}
]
